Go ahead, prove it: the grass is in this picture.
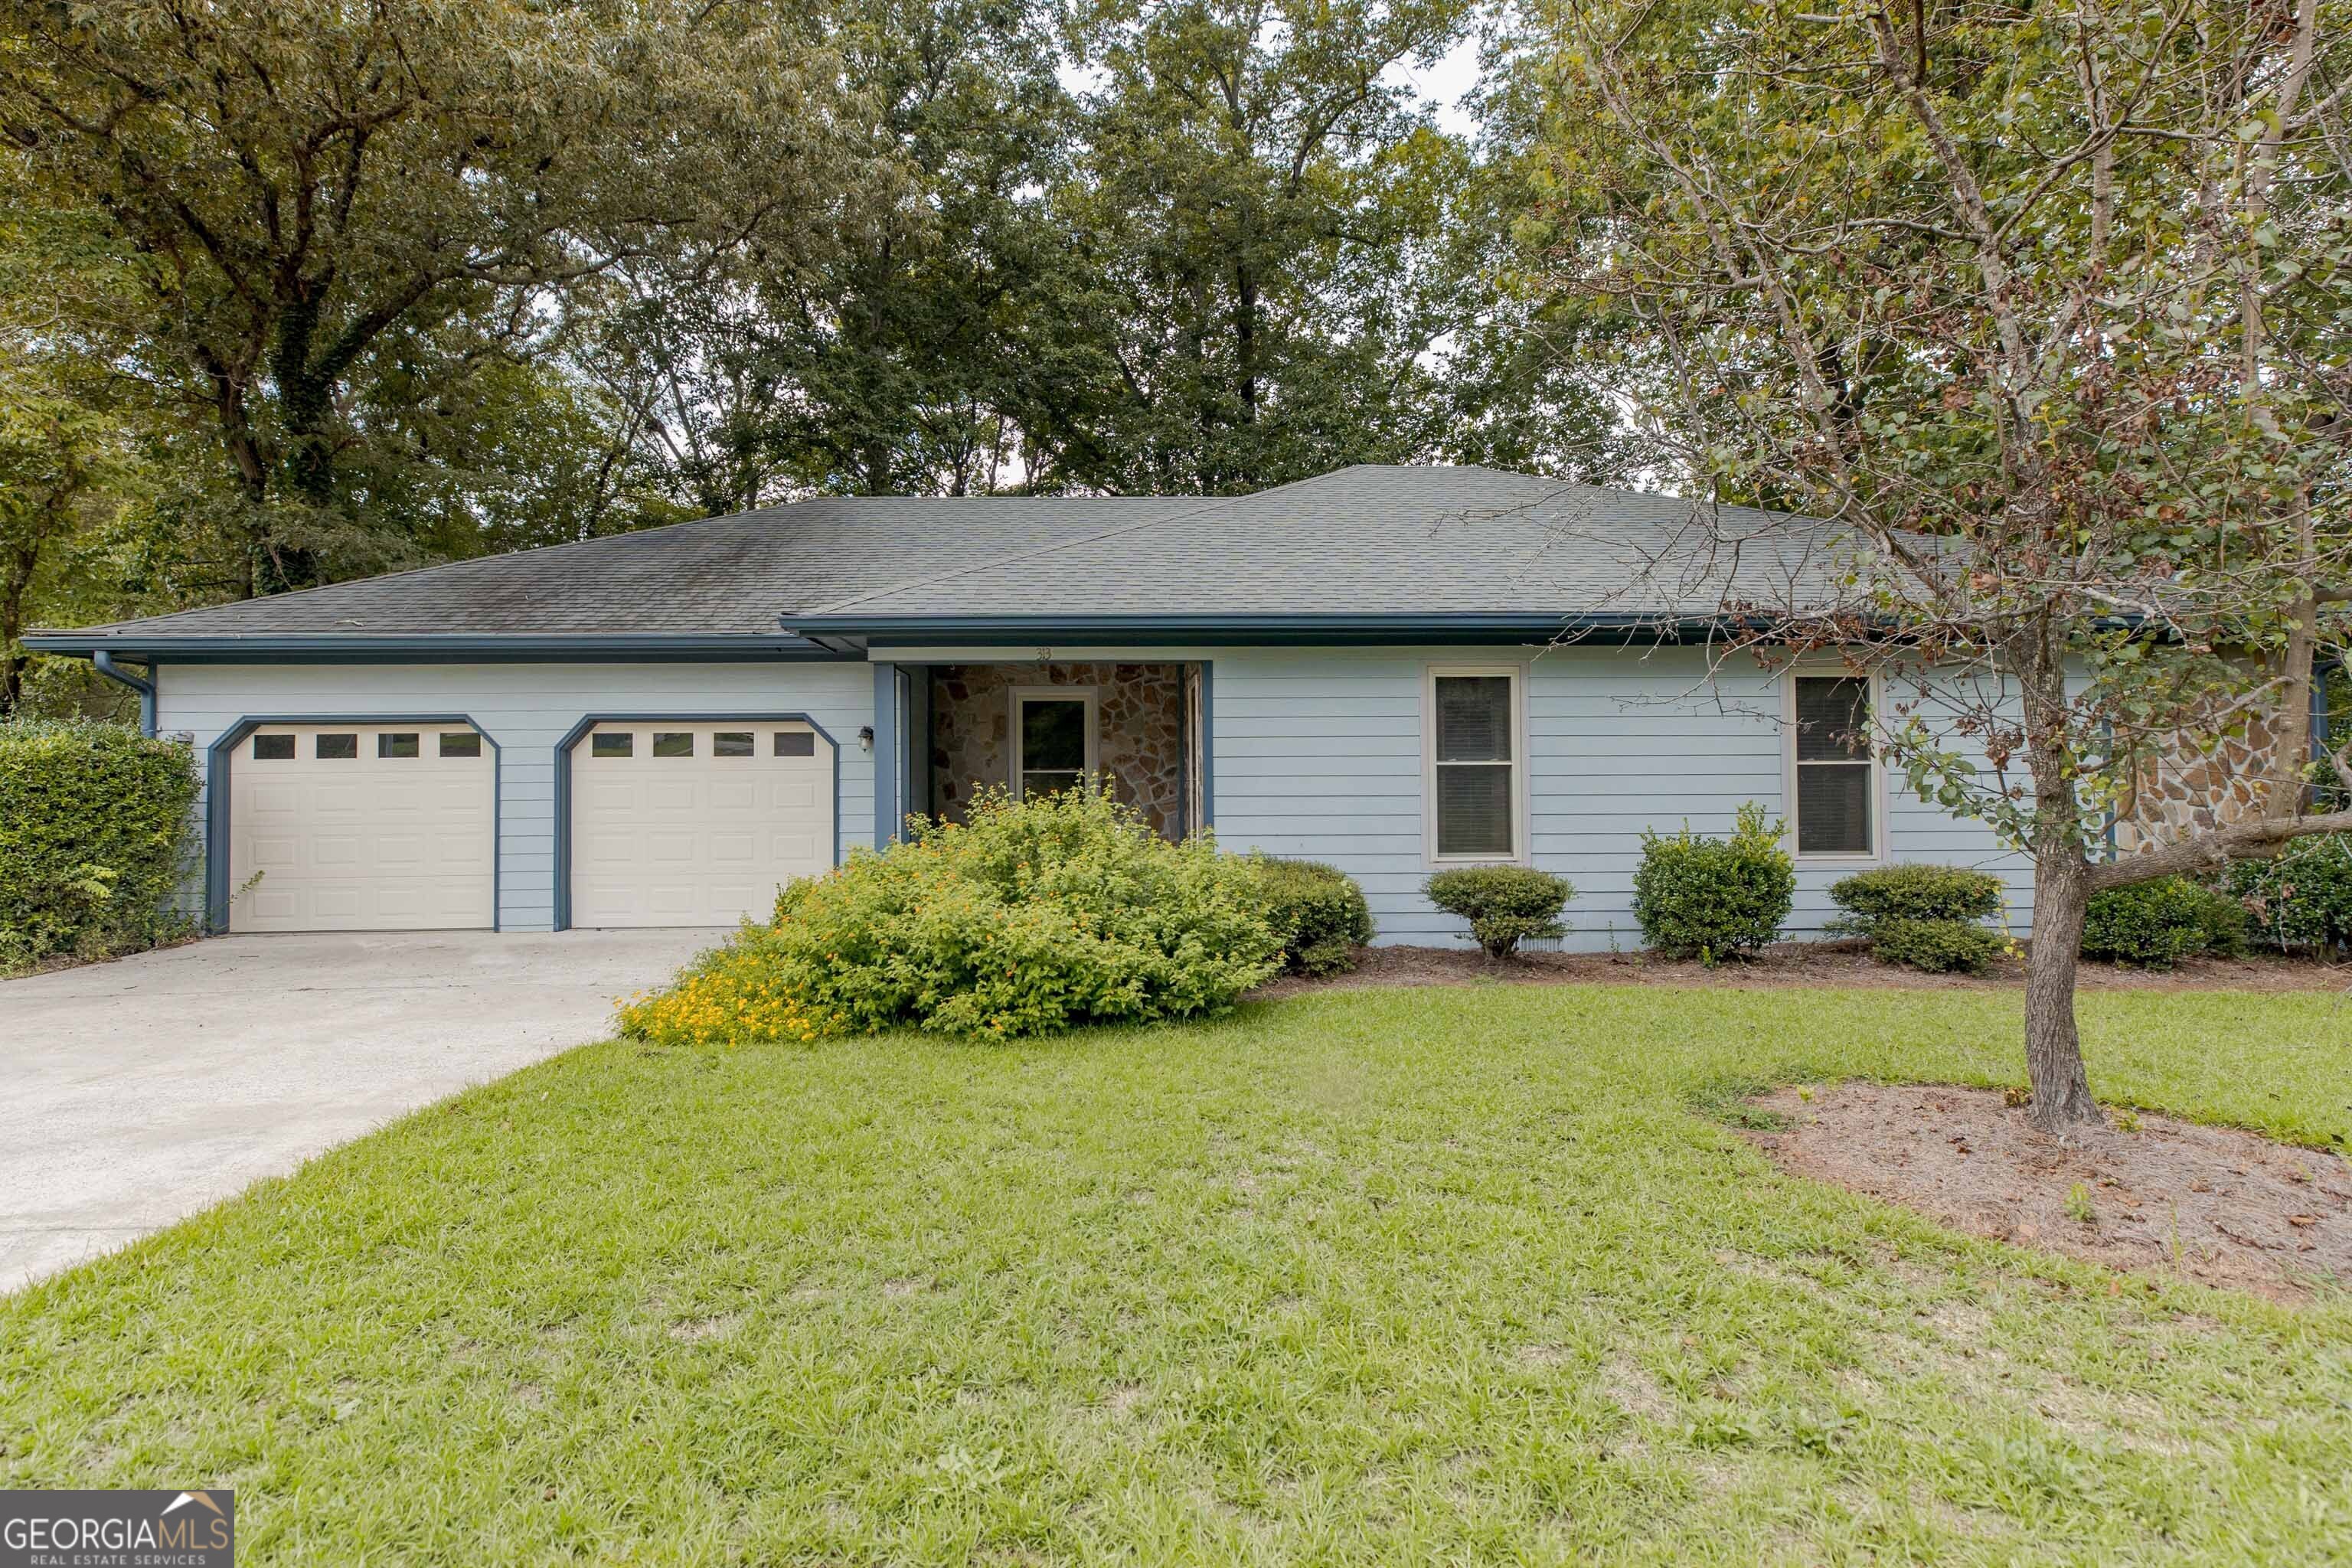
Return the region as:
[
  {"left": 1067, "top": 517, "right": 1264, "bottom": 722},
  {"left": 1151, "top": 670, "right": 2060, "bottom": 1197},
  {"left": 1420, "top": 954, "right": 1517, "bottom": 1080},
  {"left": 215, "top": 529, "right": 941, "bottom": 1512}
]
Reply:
[{"left": 5, "top": 982, "right": 2352, "bottom": 1564}]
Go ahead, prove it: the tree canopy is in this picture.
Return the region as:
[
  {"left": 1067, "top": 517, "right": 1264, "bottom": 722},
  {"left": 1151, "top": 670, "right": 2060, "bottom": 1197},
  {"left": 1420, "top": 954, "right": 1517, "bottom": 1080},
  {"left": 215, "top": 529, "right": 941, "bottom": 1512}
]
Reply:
[
  {"left": 5, "top": 0, "right": 1596, "bottom": 697},
  {"left": 1512, "top": 0, "right": 2352, "bottom": 1127}
]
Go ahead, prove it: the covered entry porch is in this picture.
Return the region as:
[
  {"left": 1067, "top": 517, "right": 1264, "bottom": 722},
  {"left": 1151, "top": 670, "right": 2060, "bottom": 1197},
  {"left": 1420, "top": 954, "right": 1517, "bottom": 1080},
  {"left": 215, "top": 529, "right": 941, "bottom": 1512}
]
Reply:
[{"left": 876, "top": 660, "right": 1208, "bottom": 843}]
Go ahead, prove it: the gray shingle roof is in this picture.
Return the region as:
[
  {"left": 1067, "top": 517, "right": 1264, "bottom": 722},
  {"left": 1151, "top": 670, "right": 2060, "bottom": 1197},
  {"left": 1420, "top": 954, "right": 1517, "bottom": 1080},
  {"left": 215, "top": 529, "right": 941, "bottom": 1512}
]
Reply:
[
  {"left": 31, "top": 466, "right": 1868, "bottom": 647},
  {"left": 791, "top": 465, "right": 1860, "bottom": 622}
]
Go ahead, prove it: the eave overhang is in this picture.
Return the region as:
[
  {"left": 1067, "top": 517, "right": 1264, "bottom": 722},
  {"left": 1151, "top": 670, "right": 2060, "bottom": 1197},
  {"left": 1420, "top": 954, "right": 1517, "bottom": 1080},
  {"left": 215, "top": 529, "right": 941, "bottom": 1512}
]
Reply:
[{"left": 21, "top": 632, "right": 851, "bottom": 664}]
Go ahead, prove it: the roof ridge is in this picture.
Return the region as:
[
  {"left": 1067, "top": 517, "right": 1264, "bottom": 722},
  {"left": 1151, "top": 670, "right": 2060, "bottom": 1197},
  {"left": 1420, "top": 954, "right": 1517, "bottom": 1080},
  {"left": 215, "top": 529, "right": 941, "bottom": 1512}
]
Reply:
[{"left": 789, "top": 488, "right": 1275, "bottom": 617}]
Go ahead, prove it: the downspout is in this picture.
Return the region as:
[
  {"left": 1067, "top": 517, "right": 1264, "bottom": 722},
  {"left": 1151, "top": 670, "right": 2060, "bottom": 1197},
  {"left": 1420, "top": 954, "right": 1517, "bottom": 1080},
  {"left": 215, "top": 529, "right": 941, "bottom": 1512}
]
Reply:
[{"left": 93, "top": 651, "right": 156, "bottom": 737}]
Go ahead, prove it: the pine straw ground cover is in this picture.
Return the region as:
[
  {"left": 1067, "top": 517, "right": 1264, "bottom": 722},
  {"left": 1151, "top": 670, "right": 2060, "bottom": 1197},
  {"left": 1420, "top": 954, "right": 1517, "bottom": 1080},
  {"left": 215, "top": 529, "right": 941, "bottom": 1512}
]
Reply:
[{"left": 4, "top": 985, "right": 2350, "bottom": 1565}]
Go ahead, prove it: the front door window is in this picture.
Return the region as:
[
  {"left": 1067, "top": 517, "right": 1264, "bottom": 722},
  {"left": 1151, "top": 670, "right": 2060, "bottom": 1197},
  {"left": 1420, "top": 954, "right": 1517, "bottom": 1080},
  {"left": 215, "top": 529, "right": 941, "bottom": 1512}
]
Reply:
[{"left": 1016, "top": 694, "right": 1094, "bottom": 799}]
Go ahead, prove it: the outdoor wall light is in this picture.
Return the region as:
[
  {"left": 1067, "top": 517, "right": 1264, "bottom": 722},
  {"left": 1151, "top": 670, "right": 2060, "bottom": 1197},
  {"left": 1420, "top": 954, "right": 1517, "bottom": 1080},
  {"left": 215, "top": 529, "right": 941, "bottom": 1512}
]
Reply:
[{"left": 858, "top": 725, "right": 874, "bottom": 752}]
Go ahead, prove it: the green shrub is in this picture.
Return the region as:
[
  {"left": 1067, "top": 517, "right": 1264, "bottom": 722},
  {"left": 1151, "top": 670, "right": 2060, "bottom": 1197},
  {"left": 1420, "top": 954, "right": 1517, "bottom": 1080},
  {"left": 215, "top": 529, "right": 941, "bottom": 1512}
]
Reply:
[
  {"left": 619, "top": 785, "right": 1282, "bottom": 1043},
  {"left": 1423, "top": 865, "right": 1573, "bottom": 959},
  {"left": 1828, "top": 864, "right": 2005, "bottom": 932},
  {"left": 2226, "top": 835, "right": 2352, "bottom": 952},
  {"left": 0, "top": 720, "right": 200, "bottom": 972},
  {"left": 2081, "top": 877, "right": 2250, "bottom": 969},
  {"left": 1256, "top": 858, "right": 1374, "bottom": 975},
  {"left": 1870, "top": 917, "right": 2007, "bottom": 975},
  {"left": 1633, "top": 802, "right": 1796, "bottom": 961}
]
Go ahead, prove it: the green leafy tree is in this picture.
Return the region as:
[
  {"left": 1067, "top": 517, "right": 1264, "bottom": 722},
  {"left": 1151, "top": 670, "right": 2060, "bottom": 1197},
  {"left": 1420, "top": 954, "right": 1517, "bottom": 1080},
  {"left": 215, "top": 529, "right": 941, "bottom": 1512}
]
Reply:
[
  {"left": 0, "top": 0, "right": 886, "bottom": 592},
  {"left": 0, "top": 377, "right": 135, "bottom": 714},
  {"left": 588, "top": 0, "right": 1075, "bottom": 505},
  {"left": 1040, "top": 0, "right": 1481, "bottom": 492},
  {"left": 1525, "top": 0, "right": 2352, "bottom": 1130}
]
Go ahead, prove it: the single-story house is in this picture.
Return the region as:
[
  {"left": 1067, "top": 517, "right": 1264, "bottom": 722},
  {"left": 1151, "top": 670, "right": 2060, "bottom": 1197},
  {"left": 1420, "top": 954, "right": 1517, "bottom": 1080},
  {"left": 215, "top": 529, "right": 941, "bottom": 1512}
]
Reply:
[{"left": 28, "top": 463, "right": 2039, "bottom": 946}]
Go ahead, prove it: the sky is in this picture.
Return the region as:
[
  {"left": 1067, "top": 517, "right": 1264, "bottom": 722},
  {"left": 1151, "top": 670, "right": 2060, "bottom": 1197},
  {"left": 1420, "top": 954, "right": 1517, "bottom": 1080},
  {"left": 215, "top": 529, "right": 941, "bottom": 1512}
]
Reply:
[{"left": 1385, "top": 33, "right": 1484, "bottom": 137}]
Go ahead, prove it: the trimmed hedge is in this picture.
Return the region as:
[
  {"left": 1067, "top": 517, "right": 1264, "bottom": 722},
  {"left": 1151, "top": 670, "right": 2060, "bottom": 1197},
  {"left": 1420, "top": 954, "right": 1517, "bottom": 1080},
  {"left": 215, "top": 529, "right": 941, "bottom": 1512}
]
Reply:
[
  {"left": 1829, "top": 864, "right": 2010, "bottom": 972},
  {"left": 1872, "top": 917, "right": 2007, "bottom": 975},
  {"left": 2081, "top": 877, "right": 2249, "bottom": 969},
  {"left": 1257, "top": 859, "right": 1374, "bottom": 975},
  {"left": 2226, "top": 835, "right": 2352, "bottom": 953},
  {"left": 1, "top": 720, "right": 200, "bottom": 971},
  {"left": 1423, "top": 865, "right": 1573, "bottom": 959},
  {"left": 619, "top": 785, "right": 1283, "bottom": 1044},
  {"left": 1828, "top": 864, "right": 2005, "bottom": 931},
  {"left": 1633, "top": 802, "right": 1795, "bottom": 961}
]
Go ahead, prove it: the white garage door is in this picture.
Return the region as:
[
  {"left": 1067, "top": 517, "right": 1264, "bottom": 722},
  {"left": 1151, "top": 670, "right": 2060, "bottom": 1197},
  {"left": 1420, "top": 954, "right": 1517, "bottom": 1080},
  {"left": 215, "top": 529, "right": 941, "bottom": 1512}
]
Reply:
[
  {"left": 229, "top": 723, "right": 495, "bottom": 933},
  {"left": 569, "top": 720, "right": 834, "bottom": 928}
]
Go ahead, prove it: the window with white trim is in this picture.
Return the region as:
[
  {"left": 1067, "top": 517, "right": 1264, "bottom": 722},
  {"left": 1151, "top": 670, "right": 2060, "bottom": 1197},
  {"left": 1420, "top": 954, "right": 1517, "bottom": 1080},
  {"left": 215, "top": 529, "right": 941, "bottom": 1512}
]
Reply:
[
  {"left": 1788, "top": 673, "right": 1877, "bottom": 857},
  {"left": 1426, "top": 667, "right": 1521, "bottom": 860},
  {"left": 1012, "top": 688, "right": 1097, "bottom": 799}
]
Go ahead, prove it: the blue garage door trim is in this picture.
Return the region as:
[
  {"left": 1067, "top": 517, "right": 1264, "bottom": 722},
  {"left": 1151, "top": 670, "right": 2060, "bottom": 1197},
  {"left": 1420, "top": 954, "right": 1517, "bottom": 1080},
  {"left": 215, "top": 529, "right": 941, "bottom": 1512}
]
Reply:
[
  {"left": 202, "top": 714, "right": 502, "bottom": 935},
  {"left": 550, "top": 712, "right": 844, "bottom": 932}
]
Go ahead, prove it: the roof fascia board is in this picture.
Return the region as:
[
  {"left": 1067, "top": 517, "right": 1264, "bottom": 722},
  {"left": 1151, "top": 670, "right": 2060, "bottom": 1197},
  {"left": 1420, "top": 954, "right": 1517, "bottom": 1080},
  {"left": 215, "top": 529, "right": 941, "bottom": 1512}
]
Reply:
[
  {"left": 784, "top": 613, "right": 1737, "bottom": 648},
  {"left": 22, "top": 633, "right": 853, "bottom": 664}
]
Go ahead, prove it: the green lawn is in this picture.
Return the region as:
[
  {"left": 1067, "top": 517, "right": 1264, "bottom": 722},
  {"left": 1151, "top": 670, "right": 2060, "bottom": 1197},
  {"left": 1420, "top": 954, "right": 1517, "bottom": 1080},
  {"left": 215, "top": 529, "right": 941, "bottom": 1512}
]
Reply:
[{"left": 6, "top": 985, "right": 2351, "bottom": 1565}]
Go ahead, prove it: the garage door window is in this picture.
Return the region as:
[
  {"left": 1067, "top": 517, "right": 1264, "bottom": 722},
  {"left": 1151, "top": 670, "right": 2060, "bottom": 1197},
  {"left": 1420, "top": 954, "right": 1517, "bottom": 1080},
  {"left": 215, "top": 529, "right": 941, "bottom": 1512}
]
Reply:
[
  {"left": 592, "top": 733, "right": 632, "bottom": 758},
  {"left": 714, "top": 731, "right": 754, "bottom": 757},
  {"left": 253, "top": 733, "right": 295, "bottom": 760},
  {"left": 653, "top": 732, "right": 694, "bottom": 758},
  {"left": 377, "top": 733, "right": 420, "bottom": 759},
  {"left": 439, "top": 731, "right": 482, "bottom": 758},
  {"left": 315, "top": 733, "right": 358, "bottom": 760},
  {"left": 775, "top": 730, "right": 815, "bottom": 757}
]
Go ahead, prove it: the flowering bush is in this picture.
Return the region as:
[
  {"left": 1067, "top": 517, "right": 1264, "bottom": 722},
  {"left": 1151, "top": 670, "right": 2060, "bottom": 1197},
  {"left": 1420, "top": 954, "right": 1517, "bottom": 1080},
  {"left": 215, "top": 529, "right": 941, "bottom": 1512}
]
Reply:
[
  {"left": 619, "top": 784, "right": 1283, "bottom": 1044},
  {"left": 616, "top": 935, "right": 841, "bottom": 1046}
]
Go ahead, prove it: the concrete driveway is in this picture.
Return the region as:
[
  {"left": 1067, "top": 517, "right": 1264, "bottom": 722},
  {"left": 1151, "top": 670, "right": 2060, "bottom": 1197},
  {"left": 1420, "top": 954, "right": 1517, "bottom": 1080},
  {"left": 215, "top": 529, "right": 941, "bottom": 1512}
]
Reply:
[{"left": 0, "top": 929, "right": 722, "bottom": 1292}]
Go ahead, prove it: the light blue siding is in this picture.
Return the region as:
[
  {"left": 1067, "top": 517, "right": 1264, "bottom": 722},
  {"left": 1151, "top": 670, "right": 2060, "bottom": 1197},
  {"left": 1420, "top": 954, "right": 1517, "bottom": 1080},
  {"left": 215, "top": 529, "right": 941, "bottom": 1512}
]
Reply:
[
  {"left": 156, "top": 661, "right": 876, "bottom": 932},
  {"left": 155, "top": 645, "right": 2032, "bottom": 952},
  {"left": 1207, "top": 645, "right": 2032, "bottom": 951}
]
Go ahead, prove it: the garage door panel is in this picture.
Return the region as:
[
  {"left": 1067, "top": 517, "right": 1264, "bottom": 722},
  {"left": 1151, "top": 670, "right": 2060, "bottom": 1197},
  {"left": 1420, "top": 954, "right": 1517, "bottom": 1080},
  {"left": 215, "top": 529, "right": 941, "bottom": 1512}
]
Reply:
[
  {"left": 229, "top": 724, "right": 495, "bottom": 933},
  {"left": 645, "top": 831, "right": 699, "bottom": 866},
  {"left": 376, "top": 835, "right": 433, "bottom": 868},
  {"left": 250, "top": 835, "right": 301, "bottom": 870},
  {"left": 570, "top": 720, "right": 833, "bottom": 928},
  {"left": 642, "top": 780, "right": 697, "bottom": 812}
]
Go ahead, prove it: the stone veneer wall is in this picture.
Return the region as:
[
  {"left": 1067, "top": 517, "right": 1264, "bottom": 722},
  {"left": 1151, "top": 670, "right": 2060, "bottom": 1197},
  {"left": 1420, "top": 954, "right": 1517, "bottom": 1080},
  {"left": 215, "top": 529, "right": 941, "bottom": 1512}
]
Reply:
[
  {"left": 928, "top": 662, "right": 1188, "bottom": 838},
  {"left": 2115, "top": 705, "right": 2294, "bottom": 853}
]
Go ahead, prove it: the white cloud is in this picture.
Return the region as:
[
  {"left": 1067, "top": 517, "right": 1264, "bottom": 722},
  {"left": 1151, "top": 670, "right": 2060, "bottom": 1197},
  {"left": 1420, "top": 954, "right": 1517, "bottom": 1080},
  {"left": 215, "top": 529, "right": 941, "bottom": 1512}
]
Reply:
[{"left": 1380, "top": 33, "right": 1482, "bottom": 137}]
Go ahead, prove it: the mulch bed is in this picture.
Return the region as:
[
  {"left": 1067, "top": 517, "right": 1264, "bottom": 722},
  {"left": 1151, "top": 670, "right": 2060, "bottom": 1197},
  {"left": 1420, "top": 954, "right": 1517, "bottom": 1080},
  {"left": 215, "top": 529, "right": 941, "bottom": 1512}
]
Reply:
[
  {"left": 1743, "top": 1083, "right": 2352, "bottom": 1300},
  {"left": 1250, "top": 942, "right": 2347, "bottom": 999}
]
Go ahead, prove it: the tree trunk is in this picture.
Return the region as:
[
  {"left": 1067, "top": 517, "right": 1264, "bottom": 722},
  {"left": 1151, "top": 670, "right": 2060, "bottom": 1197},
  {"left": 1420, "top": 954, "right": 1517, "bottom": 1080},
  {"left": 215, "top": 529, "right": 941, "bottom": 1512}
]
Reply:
[
  {"left": 2024, "top": 848, "right": 2102, "bottom": 1134},
  {"left": 1, "top": 541, "right": 34, "bottom": 717},
  {"left": 2016, "top": 624, "right": 2104, "bottom": 1136}
]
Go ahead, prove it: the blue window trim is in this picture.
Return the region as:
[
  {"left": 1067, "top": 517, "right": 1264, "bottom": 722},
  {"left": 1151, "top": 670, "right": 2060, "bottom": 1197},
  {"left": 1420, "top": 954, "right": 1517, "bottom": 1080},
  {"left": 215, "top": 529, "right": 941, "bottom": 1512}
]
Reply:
[
  {"left": 203, "top": 714, "right": 501, "bottom": 935},
  {"left": 551, "top": 711, "right": 844, "bottom": 931}
]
